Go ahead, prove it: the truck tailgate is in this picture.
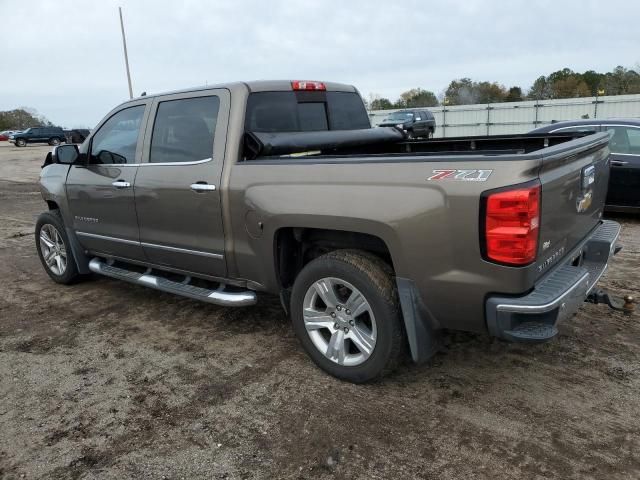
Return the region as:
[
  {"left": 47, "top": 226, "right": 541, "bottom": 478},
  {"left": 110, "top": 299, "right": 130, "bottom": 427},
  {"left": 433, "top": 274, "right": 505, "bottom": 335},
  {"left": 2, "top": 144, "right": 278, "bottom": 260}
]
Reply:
[{"left": 535, "top": 132, "right": 611, "bottom": 278}]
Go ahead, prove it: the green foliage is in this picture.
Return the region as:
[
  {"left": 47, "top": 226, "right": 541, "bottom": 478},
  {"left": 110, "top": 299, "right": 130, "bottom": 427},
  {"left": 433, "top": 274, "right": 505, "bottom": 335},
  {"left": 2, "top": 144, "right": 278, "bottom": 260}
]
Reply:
[
  {"left": 370, "top": 97, "right": 394, "bottom": 110},
  {"left": 505, "top": 86, "right": 524, "bottom": 102},
  {"left": 395, "top": 88, "right": 439, "bottom": 108},
  {"left": 369, "top": 65, "right": 640, "bottom": 109},
  {"left": 443, "top": 78, "right": 508, "bottom": 105},
  {"left": 0, "top": 108, "right": 52, "bottom": 130},
  {"left": 526, "top": 66, "right": 640, "bottom": 100}
]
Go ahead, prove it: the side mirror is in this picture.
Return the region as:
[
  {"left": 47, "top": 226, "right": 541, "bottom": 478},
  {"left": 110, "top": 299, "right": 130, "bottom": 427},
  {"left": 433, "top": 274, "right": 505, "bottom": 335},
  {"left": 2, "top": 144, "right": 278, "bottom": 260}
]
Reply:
[
  {"left": 54, "top": 144, "right": 80, "bottom": 164},
  {"left": 43, "top": 144, "right": 85, "bottom": 169}
]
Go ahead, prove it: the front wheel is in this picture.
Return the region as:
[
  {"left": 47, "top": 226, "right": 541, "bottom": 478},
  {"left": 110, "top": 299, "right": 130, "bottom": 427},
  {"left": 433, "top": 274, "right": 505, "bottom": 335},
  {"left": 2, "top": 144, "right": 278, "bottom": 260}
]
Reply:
[
  {"left": 16, "top": 138, "right": 26, "bottom": 147},
  {"left": 290, "top": 250, "right": 405, "bottom": 382},
  {"left": 35, "top": 211, "right": 80, "bottom": 284}
]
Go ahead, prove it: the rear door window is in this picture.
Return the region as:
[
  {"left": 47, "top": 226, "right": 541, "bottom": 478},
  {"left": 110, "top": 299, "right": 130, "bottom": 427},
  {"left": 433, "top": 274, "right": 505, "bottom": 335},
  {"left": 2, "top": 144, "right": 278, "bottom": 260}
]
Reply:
[
  {"left": 626, "top": 128, "right": 640, "bottom": 154},
  {"left": 149, "top": 96, "right": 220, "bottom": 163},
  {"left": 605, "top": 126, "right": 640, "bottom": 155}
]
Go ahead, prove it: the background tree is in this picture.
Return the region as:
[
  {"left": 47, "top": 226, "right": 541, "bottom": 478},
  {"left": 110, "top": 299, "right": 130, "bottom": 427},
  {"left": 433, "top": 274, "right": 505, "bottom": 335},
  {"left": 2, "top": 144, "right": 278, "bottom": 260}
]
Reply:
[
  {"left": 504, "top": 86, "right": 524, "bottom": 102},
  {"left": 443, "top": 78, "right": 475, "bottom": 105},
  {"left": 444, "top": 79, "right": 507, "bottom": 104},
  {"left": 474, "top": 81, "right": 508, "bottom": 103},
  {"left": 551, "top": 76, "right": 591, "bottom": 98},
  {"left": 370, "top": 97, "right": 394, "bottom": 110},
  {"left": 0, "top": 108, "right": 53, "bottom": 130},
  {"left": 581, "top": 70, "right": 605, "bottom": 95},
  {"left": 394, "top": 88, "right": 439, "bottom": 108},
  {"left": 602, "top": 66, "right": 640, "bottom": 95}
]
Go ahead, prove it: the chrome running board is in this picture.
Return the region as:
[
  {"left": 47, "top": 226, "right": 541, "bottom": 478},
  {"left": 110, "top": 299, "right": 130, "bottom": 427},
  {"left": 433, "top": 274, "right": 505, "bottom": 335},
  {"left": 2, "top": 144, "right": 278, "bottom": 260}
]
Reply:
[{"left": 88, "top": 257, "right": 257, "bottom": 307}]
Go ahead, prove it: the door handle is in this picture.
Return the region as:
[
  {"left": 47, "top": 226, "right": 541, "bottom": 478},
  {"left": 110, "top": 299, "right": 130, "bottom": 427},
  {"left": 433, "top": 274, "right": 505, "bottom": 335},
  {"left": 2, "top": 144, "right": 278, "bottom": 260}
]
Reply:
[
  {"left": 112, "top": 180, "right": 131, "bottom": 188},
  {"left": 610, "top": 160, "right": 628, "bottom": 166},
  {"left": 190, "top": 183, "right": 216, "bottom": 192}
]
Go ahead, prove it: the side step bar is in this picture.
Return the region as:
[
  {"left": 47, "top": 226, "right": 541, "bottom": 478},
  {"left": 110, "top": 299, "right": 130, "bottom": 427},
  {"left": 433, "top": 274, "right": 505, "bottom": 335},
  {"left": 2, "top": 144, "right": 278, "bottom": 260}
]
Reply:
[{"left": 88, "top": 258, "right": 257, "bottom": 307}]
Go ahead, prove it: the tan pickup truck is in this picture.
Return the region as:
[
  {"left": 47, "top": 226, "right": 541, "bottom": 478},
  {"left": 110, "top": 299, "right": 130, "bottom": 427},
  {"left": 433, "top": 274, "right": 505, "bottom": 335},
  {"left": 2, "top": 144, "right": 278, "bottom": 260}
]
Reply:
[{"left": 37, "top": 80, "right": 622, "bottom": 382}]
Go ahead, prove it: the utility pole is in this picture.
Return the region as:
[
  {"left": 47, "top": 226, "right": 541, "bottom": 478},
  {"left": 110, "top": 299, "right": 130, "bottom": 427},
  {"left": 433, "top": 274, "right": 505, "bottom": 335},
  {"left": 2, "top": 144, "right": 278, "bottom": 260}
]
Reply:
[{"left": 119, "top": 7, "right": 134, "bottom": 99}]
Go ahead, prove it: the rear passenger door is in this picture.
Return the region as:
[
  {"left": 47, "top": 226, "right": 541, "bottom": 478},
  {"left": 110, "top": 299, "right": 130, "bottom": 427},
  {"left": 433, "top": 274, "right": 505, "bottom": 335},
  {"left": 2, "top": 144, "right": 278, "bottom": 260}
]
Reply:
[{"left": 134, "top": 89, "right": 229, "bottom": 278}]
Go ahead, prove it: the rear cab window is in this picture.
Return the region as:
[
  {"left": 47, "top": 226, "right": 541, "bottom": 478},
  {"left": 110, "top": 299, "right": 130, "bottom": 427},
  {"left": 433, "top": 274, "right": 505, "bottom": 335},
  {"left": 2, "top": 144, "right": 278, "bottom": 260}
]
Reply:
[{"left": 245, "top": 90, "right": 370, "bottom": 133}]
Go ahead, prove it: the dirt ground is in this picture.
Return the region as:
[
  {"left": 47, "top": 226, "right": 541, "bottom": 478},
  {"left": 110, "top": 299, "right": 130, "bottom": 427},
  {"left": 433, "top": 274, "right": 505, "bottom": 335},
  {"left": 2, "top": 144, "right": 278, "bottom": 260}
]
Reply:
[{"left": 0, "top": 142, "right": 639, "bottom": 480}]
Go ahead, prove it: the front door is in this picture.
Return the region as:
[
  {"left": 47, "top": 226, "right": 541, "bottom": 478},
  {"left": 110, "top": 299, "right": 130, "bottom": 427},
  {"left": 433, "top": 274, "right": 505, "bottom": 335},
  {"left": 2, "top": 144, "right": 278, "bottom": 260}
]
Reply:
[
  {"left": 66, "top": 103, "right": 148, "bottom": 260},
  {"left": 603, "top": 125, "right": 640, "bottom": 208},
  {"left": 133, "top": 89, "right": 229, "bottom": 278}
]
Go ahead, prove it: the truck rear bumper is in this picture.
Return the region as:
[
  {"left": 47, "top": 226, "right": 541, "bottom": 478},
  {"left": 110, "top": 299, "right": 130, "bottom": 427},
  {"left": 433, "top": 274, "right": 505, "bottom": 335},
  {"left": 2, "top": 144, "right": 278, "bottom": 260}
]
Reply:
[{"left": 485, "top": 220, "right": 621, "bottom": 342}]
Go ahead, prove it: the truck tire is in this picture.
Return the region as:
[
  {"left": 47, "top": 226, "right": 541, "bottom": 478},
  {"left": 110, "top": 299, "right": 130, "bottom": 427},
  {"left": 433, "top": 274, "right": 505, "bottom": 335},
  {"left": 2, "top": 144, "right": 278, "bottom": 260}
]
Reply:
[
  {"left": 48, "top": 137, "right": 61, "bottom": 146},
  {"left": 35, "top": 210, "right": 81, "bottom": 284},
  {"left": 290, "top": 249, "right": 405, "bottom": 382},
  {"left": 16, "top": 138, "right": 26, "bottom": 147}
]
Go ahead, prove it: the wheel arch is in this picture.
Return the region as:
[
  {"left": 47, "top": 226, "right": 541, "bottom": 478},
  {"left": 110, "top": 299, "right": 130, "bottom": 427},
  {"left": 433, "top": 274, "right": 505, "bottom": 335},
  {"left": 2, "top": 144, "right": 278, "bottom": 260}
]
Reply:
[{"left": 273, "top": 226, "right": 397, "bottom": 291}]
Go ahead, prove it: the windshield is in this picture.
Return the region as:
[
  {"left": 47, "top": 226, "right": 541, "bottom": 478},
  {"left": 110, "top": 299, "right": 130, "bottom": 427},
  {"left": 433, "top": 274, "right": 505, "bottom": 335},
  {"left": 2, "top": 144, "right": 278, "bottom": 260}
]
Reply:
[{"left": 386, "top": 112, "right": 414, "bottom": 122}]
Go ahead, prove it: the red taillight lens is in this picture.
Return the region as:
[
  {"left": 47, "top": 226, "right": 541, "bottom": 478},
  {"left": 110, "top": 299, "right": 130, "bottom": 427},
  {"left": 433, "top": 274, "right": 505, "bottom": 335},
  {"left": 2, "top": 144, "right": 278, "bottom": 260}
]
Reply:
[
  {"left": 484, "top": 183, "right": 540, "bottom": 265},
  {"left": 291, "top": 80, "right": 326, "bottom": 91}
]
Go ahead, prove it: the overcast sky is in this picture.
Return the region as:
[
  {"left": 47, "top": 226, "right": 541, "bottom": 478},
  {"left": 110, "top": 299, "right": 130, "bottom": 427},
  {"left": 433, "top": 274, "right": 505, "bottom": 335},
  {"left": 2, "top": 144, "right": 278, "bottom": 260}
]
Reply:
[{"left": 1, "top": 0, "right": 638, "bottom": 128}]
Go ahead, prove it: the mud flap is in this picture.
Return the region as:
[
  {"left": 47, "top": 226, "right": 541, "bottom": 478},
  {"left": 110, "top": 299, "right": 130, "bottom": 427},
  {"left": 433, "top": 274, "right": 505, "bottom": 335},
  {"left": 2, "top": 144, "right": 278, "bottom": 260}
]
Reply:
[
  {"left": 396, "top": 277, "right": 442, "bottom": 363},
  {"left": 65, "top": 227, "right": 91, "bottom": 274}
]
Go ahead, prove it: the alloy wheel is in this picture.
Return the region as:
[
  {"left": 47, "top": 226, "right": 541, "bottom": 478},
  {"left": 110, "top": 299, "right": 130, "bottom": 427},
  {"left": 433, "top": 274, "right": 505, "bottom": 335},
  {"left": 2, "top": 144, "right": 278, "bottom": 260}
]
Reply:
[
  {"left": 39, "top": 224, "right": 67, "bottom": 275},
  {"left": 302, "top": 277, "right": 377, "bottom": 366}
]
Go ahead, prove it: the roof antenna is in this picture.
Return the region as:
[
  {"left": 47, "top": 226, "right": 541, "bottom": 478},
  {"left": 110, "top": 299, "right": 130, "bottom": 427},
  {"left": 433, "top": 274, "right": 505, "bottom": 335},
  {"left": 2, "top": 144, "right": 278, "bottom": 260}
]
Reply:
[{"left": 118, "top": 6, "right": 134, "bottom": 100}]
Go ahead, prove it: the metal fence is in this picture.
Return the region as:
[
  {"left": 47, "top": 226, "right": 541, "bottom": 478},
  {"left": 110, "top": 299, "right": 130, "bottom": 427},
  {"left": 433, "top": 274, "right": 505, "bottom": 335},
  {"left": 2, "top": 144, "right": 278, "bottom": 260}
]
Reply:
[{"left": 368, "top": 94, "right": 640, "bottom": 138}]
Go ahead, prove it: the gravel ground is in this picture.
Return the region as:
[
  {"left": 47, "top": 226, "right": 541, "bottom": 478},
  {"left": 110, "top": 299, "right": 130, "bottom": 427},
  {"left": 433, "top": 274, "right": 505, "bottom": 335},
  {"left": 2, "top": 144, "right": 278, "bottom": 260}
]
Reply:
[{"left": 0, "top": 143, "right": 639, "bottom": 479}]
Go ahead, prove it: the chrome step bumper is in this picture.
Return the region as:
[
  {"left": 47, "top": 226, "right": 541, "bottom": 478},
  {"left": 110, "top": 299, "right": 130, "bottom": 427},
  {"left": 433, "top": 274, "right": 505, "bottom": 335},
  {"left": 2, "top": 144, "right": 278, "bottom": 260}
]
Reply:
[
  {"left": 485, "top": 220, "right": 621, "bottom": 342},
  {"left": 89, "top": 258, "right": 257, "bottom": 307}
]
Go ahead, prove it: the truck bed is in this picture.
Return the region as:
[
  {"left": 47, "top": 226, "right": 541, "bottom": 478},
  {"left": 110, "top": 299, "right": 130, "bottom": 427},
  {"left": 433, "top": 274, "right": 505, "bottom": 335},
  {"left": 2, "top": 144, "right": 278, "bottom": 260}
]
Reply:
[{"left": 244, "top": 129, "right": 592, "bottom": 160}]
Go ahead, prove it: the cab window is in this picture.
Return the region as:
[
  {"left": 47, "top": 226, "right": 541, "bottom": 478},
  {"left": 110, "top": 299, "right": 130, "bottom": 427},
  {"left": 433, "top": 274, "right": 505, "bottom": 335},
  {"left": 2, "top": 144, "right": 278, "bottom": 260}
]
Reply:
[
  {"left": 605, "top": 126, "right": 640, "bottom": 155},
  {"left": 245, "top": 91, "right": 369, "bottom": 132},
  {"left": 149, "top": 96, "right": 220, "bottom": 163},
  {"left": 89, "top": 105, "right": 145, "bottom": 164}
]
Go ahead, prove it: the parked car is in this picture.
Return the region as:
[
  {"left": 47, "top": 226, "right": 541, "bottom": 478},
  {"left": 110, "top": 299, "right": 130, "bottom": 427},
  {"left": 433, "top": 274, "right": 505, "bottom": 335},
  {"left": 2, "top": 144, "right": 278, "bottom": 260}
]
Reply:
[
  {"left": 9, "top": 126, "right": 66, "bottom": 147},
  {"left": 378, "top": 109, "right": 436, "bottom": 138},
  {"left": 531, "top": 119, "right": 640, "bottom": 212},
  {"left": 37, "top": 80, "right": 621, "bottom": 382},
  {"left": 0, "top": 130, "right": 18, "bottom": 141}
]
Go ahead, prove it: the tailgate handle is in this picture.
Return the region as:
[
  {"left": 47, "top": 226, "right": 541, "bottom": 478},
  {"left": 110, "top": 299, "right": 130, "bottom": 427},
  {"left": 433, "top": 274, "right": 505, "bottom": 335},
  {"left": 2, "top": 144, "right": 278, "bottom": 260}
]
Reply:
[{"left": 611, "top": 160, "right": 628, "bottom": 166}]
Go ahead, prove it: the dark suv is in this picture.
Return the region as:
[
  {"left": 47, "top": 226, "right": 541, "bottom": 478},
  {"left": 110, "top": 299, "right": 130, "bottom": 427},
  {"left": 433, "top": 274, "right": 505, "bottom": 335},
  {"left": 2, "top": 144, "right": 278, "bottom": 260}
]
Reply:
[
  {"left": 10, "top": 127, "right": 66, "bottom": 147},
  {"left": 378, "top": 109, "right": 436, "bottom": 138}
]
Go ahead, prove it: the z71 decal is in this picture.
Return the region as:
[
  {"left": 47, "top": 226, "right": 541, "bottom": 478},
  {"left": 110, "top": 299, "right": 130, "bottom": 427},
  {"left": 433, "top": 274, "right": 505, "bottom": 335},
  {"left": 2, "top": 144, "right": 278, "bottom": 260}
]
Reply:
[{"left": 427, "top": 169, "right": 493, "bottom": 182}]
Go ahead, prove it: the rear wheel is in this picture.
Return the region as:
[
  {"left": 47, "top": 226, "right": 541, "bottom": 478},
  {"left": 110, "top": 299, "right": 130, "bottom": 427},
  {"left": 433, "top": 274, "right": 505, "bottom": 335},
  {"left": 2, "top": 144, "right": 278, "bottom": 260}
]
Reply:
[
  {"left": 35, "top": 211, "right": 80, "bottom": 284},
  {"left": 16, "top": 138, "right": 26, "bottom": 147},
  {"left": 290, "top": 250, "right": 405, "bottom": 382},
  {"left": 48, "top": 137, "right": 61, "bottom": 146}
]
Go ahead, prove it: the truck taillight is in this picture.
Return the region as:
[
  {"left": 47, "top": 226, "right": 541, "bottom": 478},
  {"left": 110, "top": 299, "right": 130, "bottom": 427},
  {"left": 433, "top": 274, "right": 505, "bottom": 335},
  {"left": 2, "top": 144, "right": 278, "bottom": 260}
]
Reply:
[
  {"left": 291, "top": 80, "right": 326, "bottom": 91},
  {"left": 483, "top": 183, "right": 541, "bottom": 266}
]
